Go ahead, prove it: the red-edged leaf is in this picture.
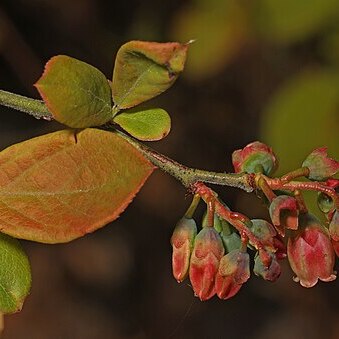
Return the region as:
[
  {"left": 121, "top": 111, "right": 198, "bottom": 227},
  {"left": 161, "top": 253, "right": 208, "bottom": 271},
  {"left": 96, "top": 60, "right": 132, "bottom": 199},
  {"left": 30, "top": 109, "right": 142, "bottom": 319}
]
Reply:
[
  {"left": 112, "top": 40, "right": 189, "bottom": 109},
  {"left": 35, "top": 56, "right": 113, "bottom": 128},
  {"left": 0, "top": 129, "right": 154, "bottom": 243}
]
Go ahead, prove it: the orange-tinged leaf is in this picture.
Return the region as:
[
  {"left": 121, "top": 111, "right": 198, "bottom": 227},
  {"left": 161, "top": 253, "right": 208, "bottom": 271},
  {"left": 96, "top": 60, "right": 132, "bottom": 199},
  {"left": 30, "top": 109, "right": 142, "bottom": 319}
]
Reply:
[
  {"left": 35, "top": 56, "right": 113, "bottom": 128},
  {"left": 0, "top": 129, "right": 154, "bottom": 243}
]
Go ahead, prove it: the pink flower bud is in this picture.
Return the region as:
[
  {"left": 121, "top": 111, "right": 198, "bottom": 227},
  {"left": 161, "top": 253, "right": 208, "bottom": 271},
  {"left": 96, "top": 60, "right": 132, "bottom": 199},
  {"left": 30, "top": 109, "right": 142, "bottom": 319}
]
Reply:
[
  {"left": 326, "top": 178, "right": 339, "bottom": 189},
  {"left": 287, "top": 213, "right": 336, "bottom": 288},
  {"left": 189, "top": 227, "right": 224, "bottom": 301},
  {"left": 253, "top": 252, "right": 281, "bottom": 282},
  {"left": 171, "top": 217, "right": 197, "bottom": 282},
  {"left": 232, "top": 141, "right": 278, "bottom": 176},
  {"left": 214, "top": 275, "right": 242, "bottom": 300},
  {"left": 329, "top": 210, "right": 339, "bottom": 242},
  {"left": 332, "top": 239, "right": 339, "bottom": 258},
  {"left": 215, "top": 249, "right": 250, "bottom": 300},
  {"left": 218, "top": 250, "right": 250, "bottom": 284},
  {"left": 302, "top": 147, "right": 339, "bottom": 181},
  {"left": 269, "top": 195, "right": 299, "bottom": 236},
  {"left": 250, "top": 219, "right": 277, "bottom": 250},
  {"left": 273, "top": 236, "right": 287, "bottom": 259}
]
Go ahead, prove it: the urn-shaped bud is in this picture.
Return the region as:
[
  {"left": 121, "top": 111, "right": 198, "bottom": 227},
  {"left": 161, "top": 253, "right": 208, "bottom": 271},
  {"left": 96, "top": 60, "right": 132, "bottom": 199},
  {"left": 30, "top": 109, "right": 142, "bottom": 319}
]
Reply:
[
  {"left": 332, "top": 239, "right": 339, "bottom": 258},
  {"left": 214, "top": 274, "right": 242, "bottom": 300},
  {"left": 253, "top": 252, "right": 281, "bottom": 282},
  {"left": 287, "top": 213, "right": 336, "bottom": 288},
  {"left": 317, "top": 192, "right": 334, "bottom": 214},
  {"left": 269, "top": 195, "right": 299, "bottom": 236},
  {"left": 232, "top": 141, "right": 278, "bottom": 176},
  {"left": 221, "top": 232, "right": 242, "bottom": 253},
  {"left": 171, "top": 217, "right": 197, "bottom": 282},
  {"left": 302, "top": 147, "right": 339, "bottom": 181},
  {"left": 251, "top": 219, "right": 277, "bottom": 250},
  {"left": 326, "top": 178, "right": 339, "bottom": 189},
  {"left": 215, "top": 249, "right": 250, "bottom": 300},
  {"left": 329, "top": 210, "right": 339, "bottom": 242},
  {"left": 219, "top": 219, "right": 241, "bottom": 253},
  {"left": 273, "top": 236, "right": 287, "bottom": 259},
  {"left": 189, "top": 227, "right": 224, "bottom": 301},
  {"left": 218, "top": 250, "right": 250, "bottom": 283}
]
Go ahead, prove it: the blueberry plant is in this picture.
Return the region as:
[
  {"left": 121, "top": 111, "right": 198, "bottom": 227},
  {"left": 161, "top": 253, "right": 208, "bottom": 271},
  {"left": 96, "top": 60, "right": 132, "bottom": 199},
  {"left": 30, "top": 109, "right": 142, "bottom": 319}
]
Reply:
[{"left": 0, "top": 41, "right": 338, "bottom": 316}]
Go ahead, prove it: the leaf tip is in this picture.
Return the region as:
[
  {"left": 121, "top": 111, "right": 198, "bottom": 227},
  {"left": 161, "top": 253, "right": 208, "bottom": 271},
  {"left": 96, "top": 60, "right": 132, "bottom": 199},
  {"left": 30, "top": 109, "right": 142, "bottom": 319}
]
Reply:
[
  {"left": 186, "top": 39, "right": 196, "bottom": 45},
  {"left": 34, "top": 55, "right": 64, "bottom": 87}
]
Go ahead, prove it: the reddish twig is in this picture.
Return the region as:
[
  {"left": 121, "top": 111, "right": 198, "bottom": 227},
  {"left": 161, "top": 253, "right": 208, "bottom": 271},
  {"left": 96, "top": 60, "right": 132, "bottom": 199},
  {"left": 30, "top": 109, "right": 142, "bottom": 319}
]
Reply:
[{"left": 193, "top": 182, "right": 271, "bottom": 266}]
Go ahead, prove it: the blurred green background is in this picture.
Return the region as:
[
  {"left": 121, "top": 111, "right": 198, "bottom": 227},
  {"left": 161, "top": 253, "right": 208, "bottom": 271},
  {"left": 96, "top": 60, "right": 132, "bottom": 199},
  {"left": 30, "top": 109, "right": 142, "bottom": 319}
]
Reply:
[{"left": 0, "top": 0, "right": 338, "bottom": 338}]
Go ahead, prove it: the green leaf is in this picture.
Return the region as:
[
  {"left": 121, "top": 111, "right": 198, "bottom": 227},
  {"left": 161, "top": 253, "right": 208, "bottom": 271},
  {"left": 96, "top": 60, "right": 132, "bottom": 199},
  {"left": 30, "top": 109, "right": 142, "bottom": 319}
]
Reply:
[
  {"left": 112, "top": 40, "right": 189, "bottom": 109},
  {"left": 113, "top": 107, "right": 171, "bottom": 141},
  {"left": 0, "top": 129, "right": 154, "bottom": 243},
  {"left": 0, "top": 233, "right": 31, "bottom": 314},
  {"left": 254, "top": 0, "right": 339, "bottom": 44},
  {"left": 35, "top": 56, "right": 112, "bottom": 128}
]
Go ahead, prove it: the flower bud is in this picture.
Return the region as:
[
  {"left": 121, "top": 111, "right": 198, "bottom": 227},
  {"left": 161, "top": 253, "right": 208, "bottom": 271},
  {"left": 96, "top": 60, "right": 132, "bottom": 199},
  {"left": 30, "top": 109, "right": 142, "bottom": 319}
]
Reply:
[
  {"left": 332, "top": 239, "right": 339, "bottom": 258},
  {"left": 221, "top": 232, "right": 241, "bottom": 253},
  {"left": 269, "top": 195, "right": 299, "bottom": 236},
  {"left": 232, "top": 141, "right": 278, "bottom": 176},
  {"left": 218, "top": 250, "right": 250, "bottom": 284},
  {"left": 218, "top": 219, "right": 241, "bottom": 253},
  {"left": 326, "top": 178, "right": 339, "bottom": 189},
  {"left": 215, "top": 249, "right": 250, "bottom": 300},
  {"left": 302, "top": 147, "right": 339, "bottom": 181},
  {"left": 329, "top": 210, "right": 339, "bottom": 242},
  {"left": 250, "top": 219, "right": 277, "bottom": 249},
  {"left": 253, "top": 252, "right": 281, "bottom": 282},
  {"left": 317, "top": 192, "right": 333, "bottom": 214},
  {"left": 287, "top": 213, "right": 336, "bottom": 288},
  {"left": 214, "top": 274, "right": 242, "bottom": 300},
  {"left": 171, "top": 217, "right": 197, "bottom": 282},
  {"left": 273, "top": 236, "right": 287, "bottom": 259},
  {"left": 189, "top": 227, "right": 224, "bottom": 301}
]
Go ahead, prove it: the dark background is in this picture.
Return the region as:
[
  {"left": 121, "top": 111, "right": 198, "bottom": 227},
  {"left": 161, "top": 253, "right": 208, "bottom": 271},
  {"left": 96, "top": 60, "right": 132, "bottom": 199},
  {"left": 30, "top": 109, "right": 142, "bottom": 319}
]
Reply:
[{"left": 0, "top": 1, "right": 338, "bottom": 338}]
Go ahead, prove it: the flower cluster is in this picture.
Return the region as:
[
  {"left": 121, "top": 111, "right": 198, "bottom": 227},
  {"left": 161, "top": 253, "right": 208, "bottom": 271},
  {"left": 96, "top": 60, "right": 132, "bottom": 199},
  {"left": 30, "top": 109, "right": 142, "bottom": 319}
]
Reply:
[
  {"left": 171, "top": 142, "right": 339, "bottom": 300},
  {"left": 171, "top": 210, "right": 282, "bottom": 300},
  {"left": 172, "top": 216, "right": 240, "bottom": 300}
]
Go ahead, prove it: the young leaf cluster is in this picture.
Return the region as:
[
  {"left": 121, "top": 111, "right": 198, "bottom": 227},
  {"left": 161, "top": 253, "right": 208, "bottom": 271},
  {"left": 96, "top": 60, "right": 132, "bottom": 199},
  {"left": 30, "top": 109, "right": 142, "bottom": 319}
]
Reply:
[{"left": 35, "top": 41, "right": 189, "bottom": 140}]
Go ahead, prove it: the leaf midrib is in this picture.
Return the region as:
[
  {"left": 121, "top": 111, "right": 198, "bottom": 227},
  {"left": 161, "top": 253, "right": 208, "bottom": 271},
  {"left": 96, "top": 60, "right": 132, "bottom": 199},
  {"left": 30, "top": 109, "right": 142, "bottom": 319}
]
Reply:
[
  {"left": 0, "top": 184, "right": 107, "bottom": 197},
  {"left": 115, "top": 55, "right": 162, "bottom": 108}
]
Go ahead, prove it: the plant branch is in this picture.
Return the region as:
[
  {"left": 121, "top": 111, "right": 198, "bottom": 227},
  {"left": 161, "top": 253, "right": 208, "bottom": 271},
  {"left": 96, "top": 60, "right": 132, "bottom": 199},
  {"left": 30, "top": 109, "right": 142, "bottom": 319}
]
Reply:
[
  {"left": 193, "top": 182, "right": 271, "bottom": 265},
  {"left": 115, "top": 130, "right": 255, "bottom": 192},
  {"left": 263, "top": 176, "right": 339, "bottom": 209},
  {"left": 0, "top": 90, "right": 53, "bottom": 120},
  {"left": 256, "top": 175, "right": 276, "bottom": 202},
  {"left": 281, "top": 167, "right": 310, "bottom": 183},
  {"left": 0, "top": 89, "right": 255, "bottom": 192},
  {"left": 0, "top": 89, "right": 337, "bottom": 206}
]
